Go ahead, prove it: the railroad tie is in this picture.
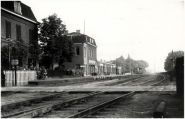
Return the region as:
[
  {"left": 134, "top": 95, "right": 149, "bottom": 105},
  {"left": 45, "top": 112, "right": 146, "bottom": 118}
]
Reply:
[{"left": 153, "top": 102, "right": 166, "bottom": 118}]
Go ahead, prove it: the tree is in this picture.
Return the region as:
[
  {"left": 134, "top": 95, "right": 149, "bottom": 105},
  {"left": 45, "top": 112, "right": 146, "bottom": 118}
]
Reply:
[
  {"left": 125, "top": 54, "right": 132, "bottom": 73},
  {"left": 164, "top": 50, "right": 184, "bottom": 71},
  {"left": 113, "top": 54, "right": 149, "bottom": 74},
  {"left": 39, "top": 14, "right": 75, "bottom": 69},
  {"left": 112, "top": 56, "right": 127, "bottom": 73},
  {"left": 137, "top": 60, "right": 149, "bottom": 69},
  {"left": 1, "top": 40, "right": 28, "bottom": 69}
]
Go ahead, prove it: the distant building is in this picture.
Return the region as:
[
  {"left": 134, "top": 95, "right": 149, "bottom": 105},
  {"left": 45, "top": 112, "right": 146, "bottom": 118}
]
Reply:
[
  {"left": 116, "top": 66, "right": 122, "bottom": 75},
  {"left": 64, "top": 30, "right": 97, "bottom": 76},
  {"left": 97, "top": 60, "right": 117, "bottom": 75},
  {"left": 1, "top": 1, "right": 38, "bottom": 69}
]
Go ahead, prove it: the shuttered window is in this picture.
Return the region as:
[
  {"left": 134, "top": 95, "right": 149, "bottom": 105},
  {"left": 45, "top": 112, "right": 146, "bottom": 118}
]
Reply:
[
  {"left": 6, "top": 21, "right": 11, "bottom": 38},
  {"left": 29, "top": 29, "right": 33, "bottom": 44},
  {"left": 84, "top": 47, "right": 86, "bottom": 57},
  {"left": 16, "top": 24, "right": 21, "bottom": 41},
  {"left": 75, "top": 46, "right": 80, "bottom": 55}
]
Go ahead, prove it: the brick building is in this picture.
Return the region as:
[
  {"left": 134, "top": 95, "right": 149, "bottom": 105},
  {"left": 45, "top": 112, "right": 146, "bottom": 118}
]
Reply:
[
  {"left": 63, "top": 31, "right": 97, "bottom": 76},
  {"left": 1, "top": 1, "right": 38, "bottom": 69}
]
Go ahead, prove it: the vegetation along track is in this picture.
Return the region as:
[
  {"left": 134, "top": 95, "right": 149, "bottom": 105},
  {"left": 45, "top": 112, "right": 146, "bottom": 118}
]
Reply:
[{"left": 2, "top": 91, "right": 134, "bottom": 118}]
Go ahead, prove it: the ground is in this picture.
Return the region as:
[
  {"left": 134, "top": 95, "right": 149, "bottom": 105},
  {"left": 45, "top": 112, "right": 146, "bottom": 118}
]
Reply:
[
  {"left": 1, "top": 74, "right": 184, "bottom": 118},
  {"left": 101, "top": 91, "right": 183, "bottom": 118}
]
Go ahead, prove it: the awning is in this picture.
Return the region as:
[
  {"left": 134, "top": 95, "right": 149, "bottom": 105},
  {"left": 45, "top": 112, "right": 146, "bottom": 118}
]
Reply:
[{"left": 80, "top": 65, "right": 85, "bottom": 67}]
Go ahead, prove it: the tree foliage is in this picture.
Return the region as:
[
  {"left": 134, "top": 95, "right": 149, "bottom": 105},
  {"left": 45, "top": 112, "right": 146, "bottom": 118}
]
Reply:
[
  {"left": 164, "top": 50, "right": 184, "bottom": 71},
  {"left": 113, "top": 55, "right": 149, "bottom": 73},
  {"left": 38, "top": 14, "right": 75, "bottom": 69},
  {"left": 112, "top": 56, "right": 127, "bottom": 72},
  {"left": 1, "top": 41, "right": 28, "bottom": 69}
]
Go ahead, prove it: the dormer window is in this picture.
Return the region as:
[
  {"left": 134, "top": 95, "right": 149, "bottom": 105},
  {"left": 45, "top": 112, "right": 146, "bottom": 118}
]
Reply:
[{"left": 14, "top": 1, "right": 22, "bottom": 14}]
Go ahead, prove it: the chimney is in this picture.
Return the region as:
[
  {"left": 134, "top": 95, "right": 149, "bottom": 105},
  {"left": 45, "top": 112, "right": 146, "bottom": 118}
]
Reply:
[{"left": 76, "top": 30, "right": 80, "bottom": 33}]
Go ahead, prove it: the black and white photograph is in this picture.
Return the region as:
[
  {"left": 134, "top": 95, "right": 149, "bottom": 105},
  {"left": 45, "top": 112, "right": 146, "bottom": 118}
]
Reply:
[{"left": 1, "top": 0, "right": 184, "bottom": 118}]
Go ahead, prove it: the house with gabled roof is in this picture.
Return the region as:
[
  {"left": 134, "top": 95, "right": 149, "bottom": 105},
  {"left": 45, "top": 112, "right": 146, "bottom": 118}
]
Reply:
[{"left": 1, "top": 1, "right": 38, "bottom": 69}]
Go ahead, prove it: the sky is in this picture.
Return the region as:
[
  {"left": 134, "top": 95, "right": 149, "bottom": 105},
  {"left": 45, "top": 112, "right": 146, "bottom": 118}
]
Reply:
[{"left": 22, "top": 0, "right": 184, "bottom": 73}]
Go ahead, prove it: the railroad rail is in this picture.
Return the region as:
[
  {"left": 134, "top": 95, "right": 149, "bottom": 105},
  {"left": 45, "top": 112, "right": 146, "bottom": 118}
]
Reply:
[
  {"left": 67, "top": 91, "right": 135, "bottom": 118},
  {"left": 2, "top": 91, "right": 102, "bottom": 118},
  {"left": 117, "top": 75, "right": 165, "bottom": 87},
  {"left": 3, "top": 91, "right": 134, "bottom": 118}
]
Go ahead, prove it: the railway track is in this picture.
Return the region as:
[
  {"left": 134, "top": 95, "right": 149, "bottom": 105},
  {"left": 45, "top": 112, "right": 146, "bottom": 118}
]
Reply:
[
  {"left": 116, "top": 75, "right": 165, "bottom": 87},
  {"left": 2, "top": 91, "right": 134, "bottom": 118},
  {"left": 104, "top": 75, "right": 146, "bottom": 86},
  {"left": 2, "top": 92, "right": 93, "bottom": 118}
]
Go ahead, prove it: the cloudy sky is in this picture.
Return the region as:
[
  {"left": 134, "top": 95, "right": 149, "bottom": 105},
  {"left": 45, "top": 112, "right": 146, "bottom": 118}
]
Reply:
[{"left": 23, "top": 0, "right": 184, "bottom": 72}]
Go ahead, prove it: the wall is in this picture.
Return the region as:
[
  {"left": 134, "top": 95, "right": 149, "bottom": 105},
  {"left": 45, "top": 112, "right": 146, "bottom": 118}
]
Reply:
[
  {"left": 1, "top": 10, "right": 37, "bottom": 44},
  {"left": 64, "top": 43, "right": 84, "bottom": 69},
  {"left": 1, "top": 10, "right": 37, "bottom": 68}
]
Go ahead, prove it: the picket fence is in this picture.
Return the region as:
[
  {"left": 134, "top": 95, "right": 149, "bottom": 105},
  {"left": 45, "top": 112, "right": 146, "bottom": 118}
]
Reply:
[{"left": 5, "top": 71, "right": 37, "bottom": 87}]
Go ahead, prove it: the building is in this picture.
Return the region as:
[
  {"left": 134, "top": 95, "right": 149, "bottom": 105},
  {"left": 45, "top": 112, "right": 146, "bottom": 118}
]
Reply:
[
  {"left": 116, "top": 66, "right": 122, "bottom": 75},
  {"left": 64, "top": 30, "right": 97, "bottom": 76},
  {"left": 97, "top": 60, "right": 117, "bottom": 75},
  {"left": 1, "top": 1, "right": 38, "bottom": 69}
]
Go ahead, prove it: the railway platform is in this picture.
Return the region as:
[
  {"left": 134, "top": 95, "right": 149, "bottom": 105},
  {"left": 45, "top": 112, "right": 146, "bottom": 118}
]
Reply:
[{"left": 1, "top": 82, "right": 176, "bottom": 92}]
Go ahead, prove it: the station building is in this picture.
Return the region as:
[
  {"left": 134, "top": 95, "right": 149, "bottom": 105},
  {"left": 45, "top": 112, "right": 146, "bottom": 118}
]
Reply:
[
  {"left": 1, "top": 1, "right": 38, "bottom": 69},
  {"left": 63, "top": 30, "right": 97, "bottom": 76}
]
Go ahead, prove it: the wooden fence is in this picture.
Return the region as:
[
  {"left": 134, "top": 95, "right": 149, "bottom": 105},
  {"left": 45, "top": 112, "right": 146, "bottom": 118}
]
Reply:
[{"left": 5, "top": 71, "right": 37, "bottom": 87}]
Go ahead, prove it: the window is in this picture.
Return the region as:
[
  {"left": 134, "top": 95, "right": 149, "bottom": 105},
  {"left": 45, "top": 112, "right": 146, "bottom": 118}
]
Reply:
[
  {"left": 16, "top": 24, "right": 21, "bottom": 41},
  {"left": 29, "top": 29, "right": 33, "bottom": 44},
  {"left": 14, "top": 1, "right": 22, "bottom": 14},
  {"left": 75, "top": 46, "right": 80, "bottom": 55},
  {"left": 94, "top": 50, "right": 96, "bottom": 58},
  {"left": 92, "top": 50, "right": 94, "bottom": 57},
  {"left": 90, "top": 50, "right": 92, "bottom": 57},
  {"left": 6, "top": 21, "right": 11, "bottom": 38},
  {"left": 84, "top": 47, "right": 86, "bottom": 57},
  {"left": 89, "top": 49, "right": 90, "bottom": 57}
]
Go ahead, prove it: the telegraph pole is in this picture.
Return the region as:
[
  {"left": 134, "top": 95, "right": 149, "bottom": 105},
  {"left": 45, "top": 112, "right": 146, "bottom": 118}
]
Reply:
[
  {"left": 154, "top": 60, "right": 156, "bottom": 74},
  {"left": 84, "top": 20, "right": 85, "bottom": 34}
]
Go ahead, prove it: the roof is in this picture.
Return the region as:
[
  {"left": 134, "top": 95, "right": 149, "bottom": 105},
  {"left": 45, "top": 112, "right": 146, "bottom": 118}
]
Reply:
[
  {"left": 69, "top": 33, "right": 97, "bottom": 46},
  {"left": 1, "top": 1, "right": 37, "bottom": 23}
]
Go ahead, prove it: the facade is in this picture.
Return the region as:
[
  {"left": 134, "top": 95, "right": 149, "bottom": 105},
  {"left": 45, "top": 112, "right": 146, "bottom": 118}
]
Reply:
[
  {"left": 1, "top": 1, "right": 38, "bottom": 69},
  {"left": 116, "top": 66, "right": 122, "bottom": 75},
  {"left": 64, "top": 31, "right": 97, "bottom": 76},
  {"left": 97, "top": 60, "right": 117, "bottom": 75}
]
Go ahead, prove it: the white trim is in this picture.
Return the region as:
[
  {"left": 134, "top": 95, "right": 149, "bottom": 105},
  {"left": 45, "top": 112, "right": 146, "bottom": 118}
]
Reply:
[
  {"left": 86, "top": 42, "right": 97, "bottom": 47},
  {"left": 1, "top": 7, "right": 38, "bottom": 24},
  {"left": 74, "top": 43, "right": 83, "bottom": 44}
]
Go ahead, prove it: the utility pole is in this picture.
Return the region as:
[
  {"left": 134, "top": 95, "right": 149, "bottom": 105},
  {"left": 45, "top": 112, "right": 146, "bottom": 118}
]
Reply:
[
  {"left": 154, "top": 60, "right": 155, "bottom": 74},
  {"left": 171, "top": 50, "right": 175, "bottom": 68},
  {"left": 130, "top": 62, "right": 132, "bottom": 75},
  {"left": 84, "top": 20, "right": 85, "bottom": 34}
]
